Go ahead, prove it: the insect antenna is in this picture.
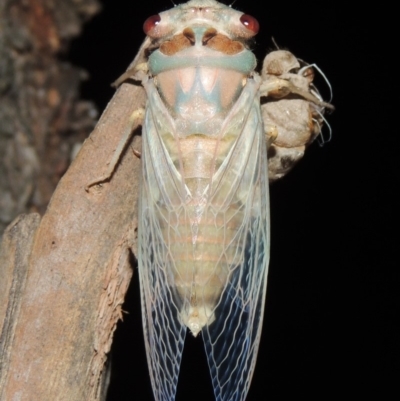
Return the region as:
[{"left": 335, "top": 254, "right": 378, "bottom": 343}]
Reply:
[
  {"left": 271, "top": 37, "right": 281, "bottom": 50},
  {"left": 313, "top": 110, "right": 333, "bottom": 146},
  {"left": 299, "top": 62, "right": 333, "bottom": 103}
]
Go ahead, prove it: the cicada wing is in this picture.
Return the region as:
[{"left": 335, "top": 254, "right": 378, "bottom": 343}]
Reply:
[
  {"left": 139, "top": 206, "right": 186, "bottom": 401},
  {"left": 139, "top": 65, "right": 268, "bottom": 401},
  {"left": 202, "top": 100, "right": 270, "bottom": 401},
  {"left": 139, "top": 96, "right": 188, "bottom": 401}
]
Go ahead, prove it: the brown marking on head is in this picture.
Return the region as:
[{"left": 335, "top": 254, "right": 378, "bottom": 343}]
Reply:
[
  {"left": 206, "top": 33, "right": 244, "bottom": 55},
  {"left": 160, "top": 29, "right": 245, "bottom": 56},
  {"left": 160, "top": 31, "right": 194, "bottom": 55}
]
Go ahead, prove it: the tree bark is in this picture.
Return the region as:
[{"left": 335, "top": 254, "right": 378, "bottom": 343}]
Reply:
[
  {"left": 0, "top": 0, "right": 148, "bottom": 400},
  {"left": 0, "top": 0, "right": 100, "bottom": 239},
  {"left": 0, "top": 73, "right": 146, "bottom": 401}
]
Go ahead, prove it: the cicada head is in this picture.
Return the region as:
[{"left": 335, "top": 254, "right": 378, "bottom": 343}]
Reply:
[{"left": 143, "top": 0, "right": 259, "bottom": 45}]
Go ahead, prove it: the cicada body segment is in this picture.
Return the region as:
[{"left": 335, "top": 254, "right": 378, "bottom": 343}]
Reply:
[{"left": 137, "top": 1, "right": 269, "bottom": 400}]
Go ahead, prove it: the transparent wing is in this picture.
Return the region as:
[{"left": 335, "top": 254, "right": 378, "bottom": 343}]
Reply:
[
  {"left": 139, "top": 77, "right": 269, "bottom": 401},
  {"left": 202, "top": 100, "right": 270, "bottom": 401},
  {"left": 138, "top": 95, "right": 188, "bottom": 401}
]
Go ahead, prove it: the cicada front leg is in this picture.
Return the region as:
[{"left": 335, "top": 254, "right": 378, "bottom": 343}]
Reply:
[
  {"left": 111, "top": 62, "right": 149, "bottom": 88},
  {"left": 85, "top": 107, "right": 145, "bottom": 191},
  {"left": 259, "top": 50, "right": 334, "bottom": 181},
  {"left": 85, "top": 63, "right": 149, "bottom": 191}
]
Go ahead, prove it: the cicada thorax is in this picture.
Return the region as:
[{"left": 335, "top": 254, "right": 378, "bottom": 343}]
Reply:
[{"left": 144, "top": 23, "right": 259, "bottom": 335}]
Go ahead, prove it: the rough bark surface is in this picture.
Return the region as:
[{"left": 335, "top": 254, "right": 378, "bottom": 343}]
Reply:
[
  {"left": 0, "top": 213, "right": 41, "bottom": 343},
  {"left": 0, "top": 78, "right": 145, "bottom": 400},
  {"left": 0, "top": 0, "right": 148, "bottom": 400},
  {"left": 0, "top": 0, "right": 100, "bottom": 239}
]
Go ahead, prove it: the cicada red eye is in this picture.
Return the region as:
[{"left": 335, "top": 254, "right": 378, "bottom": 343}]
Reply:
[
  {"left": 240, "top": 14, "right": 259, "bottom": 35},
  {"left": 143, "top": 14, "right": 161, "bottom": 35}
]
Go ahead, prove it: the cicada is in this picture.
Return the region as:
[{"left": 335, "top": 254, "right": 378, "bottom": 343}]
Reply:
[{"left": 89, "top": 1, "right": 333, "bottom": 400}]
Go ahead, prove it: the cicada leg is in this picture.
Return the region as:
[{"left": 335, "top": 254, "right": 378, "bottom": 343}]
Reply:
[
  {"left": 85, "top": 62, "right": 148, "bottom": 186},
  {"left": 112, "top": 62, "right": 149, "bottom": 88},
  {"left": 85, "top": 107, "right": 145, "bottom": 191},
  {"left": 132, "top": 147, "right": 141, "bottom": 159},
  {"left": 265, "top": 124, "right": 278, "bottom": 148},
  {"left": 260, "top": 76, "right": 334, "bottom": 110},
  {"left": 259, "top": 50, "right": 334, "bottom": 181}
]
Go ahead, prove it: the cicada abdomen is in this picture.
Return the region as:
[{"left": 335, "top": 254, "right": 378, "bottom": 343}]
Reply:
[{"left": 138, "top": 1, "right": 269, "bottom": 400}]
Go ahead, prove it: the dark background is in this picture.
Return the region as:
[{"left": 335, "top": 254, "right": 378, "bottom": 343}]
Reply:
[{"left": 69, "top": 1, "right": 397, "bottom": 399}]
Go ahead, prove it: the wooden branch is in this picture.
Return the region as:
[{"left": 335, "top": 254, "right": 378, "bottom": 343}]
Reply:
[
  {"left": 0, "top": 1, "right": 150, "bottom": 399},
  {"left": 0, "top": 213, "right": 41, "bottom": 346},
  {"left": 0, "top": 23, "right": 152, "bottom": 397},
  {"left": 0, "top": 77, "right": 146, "bottom": 399}
]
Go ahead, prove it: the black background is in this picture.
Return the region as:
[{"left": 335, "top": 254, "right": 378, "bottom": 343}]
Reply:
[{"left": 69, "top": 1, "right": 397, "bottom": 399}]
